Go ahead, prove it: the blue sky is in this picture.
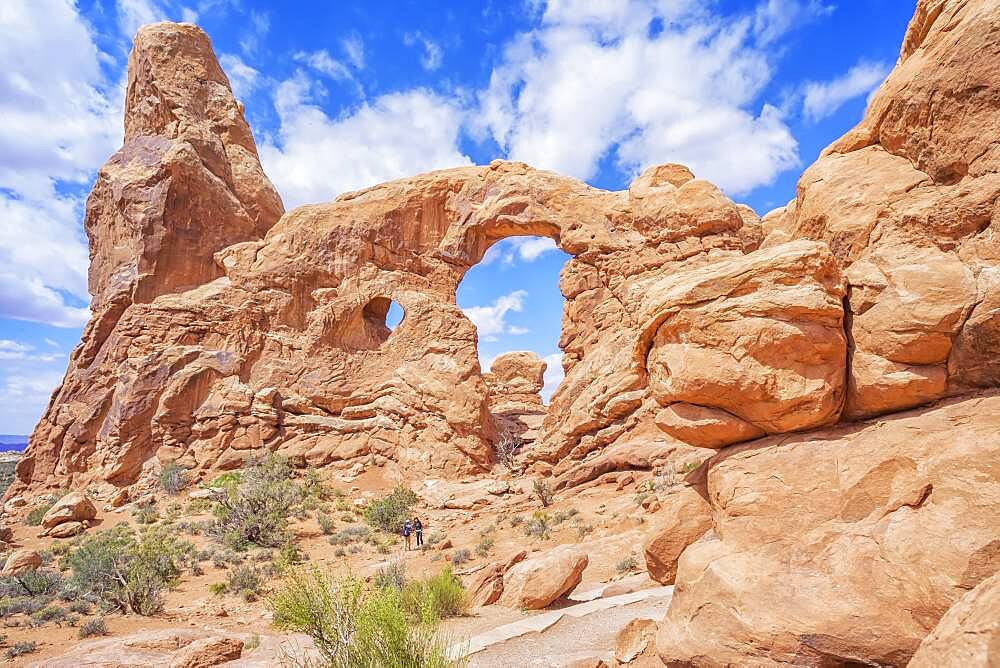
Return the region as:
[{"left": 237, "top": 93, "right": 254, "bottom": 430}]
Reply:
[{"left": 0, "top": 0, "right": 915, "bottom": 434}]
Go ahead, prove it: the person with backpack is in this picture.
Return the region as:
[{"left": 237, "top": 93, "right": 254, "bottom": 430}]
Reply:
[
  {"left": 414, "top": 517, "right": 423, "bottom": 547},
  {"left": 402, "top": 519, "right": 413, "bottom": 550}
]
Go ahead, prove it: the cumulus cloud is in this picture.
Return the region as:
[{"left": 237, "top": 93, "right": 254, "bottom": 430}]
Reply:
[
  {"left": 293, "top": 49, "right": 353, "bottom": 81},
  {"left": 343, "top": 33, "right": 365, "bottom": 69},
  {"left": 475, "top": 0, "right": 801, "bottom": 194},
  {"left": 540, "top": 352, "right": 564, "bottom": 402},
  {"left": 0, "top": 1, "right": 125, "bottom": 327},
  {"left": 115, "top": 0, "right": 168, "bottom": 38},
  {"left": 802, "top": 60, "right": 890, "bottom": 121},
  {"left": 259, "top": 73, "right": 471, "bottom": 207},
  {"left": 462, "top": 290, "right": 529, "bottom": 342},
  {"left": 219, "top": 53, "right": 261, "bottom": 99},
  {"left": 404, "top": 32, "right": 444, "bottom": 71},
  {"left": 482, "top": 236, "right": 560, "bottom": 266},
  {"left": 0, "top": 370, "right": 66, "bottom": 434},
  {"left": 751, "top": 0, "right": 835, "bottom": 46}
]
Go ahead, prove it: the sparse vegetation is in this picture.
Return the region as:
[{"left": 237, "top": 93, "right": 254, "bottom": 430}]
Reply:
[
  {"left": 23, "top": 490, "right": 68, "bottom": 526},
  {"left": 209, "top": 452, "right": 302, "bottom": 549},
  {"left": 475, "top": 536, "right": 494, "bottom": 557},
  {"left": 317, "top": 512, "right": 336, "bottom": 535},
  {"left": 524, "top": 511, "right": 552, "bottom": 540},
  {"left": 364, "top": 485, "right": 418, "bottom": 533},
  {"left": 328, "top": 524, "right": 370, "bottom": 546},
  {"left": 451, "top": 548, "right": 471, "bottom": 566},
  {"left": 5, "top": 641, "right": 37, "bottom": 659},
  {"left": 227, "top": 565, "right": 264, "bottom": 601},
  {"left": 78, "top": 616, "right": 107, "bottom": 638},
  {"left": 400, "top": 567, "right": 467, "bottom": 620},
  {"left": 132, "top": 500, "right": 159, "bottom": 525},
  {"left": 532, "top": 478, "right": 554, "bottom": 507},
  {"left": 493, "top": 432, "right": 522, "bottom": 471},
  {"left": 374, "top": 560, "right": 407, "bottom": 591},
  {"left": 270, "top": 567, "right": 460, "bottom": 667},
  {"left": 616, "top": 556, "right": 639, "bottom": 574},
  {"left": 66, "top": 524, "right": 192, "bottom": 615},
  {"left": 158, "top": 462, "right": 188, "bottom": 495}
]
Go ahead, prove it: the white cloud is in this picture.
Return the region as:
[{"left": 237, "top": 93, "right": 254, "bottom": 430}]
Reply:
[
  {"left": 404, "top": 32, "right": 444, "bottom": 71},
  {"left": 343, "top": 33, "right": 365, "bottom": 69},
  {"left": 259, "top": 73, "right": 471, "bottom": 207},
  {"left": 0, "top": 1, "right": 124, "bottom": 327},
  {"left": 293, "top": 50, "right": 352, "bottom": 81},
  {"left": 475, "top": 0, "right": 801, "bottom": 195},
  {"left": 240, "top": 9, "right": 270, "bottom": 55},
  {"left": 540, "top": 352, "right": 564, "bottom": 402},
  {"left": 180, "top": 6, "right": 198, "bottom": 23},
  {"left": 219, "top": 53, "right": 260, "bottom": 99},
  {"left": 0, "top": 370, "right": 66, "bottom": 434},
  {"left": 751, "top": 0, "right": 834, "bottom": 46},
  {"left": 462, "top": 290, "right": 529, "bottom": 342},
  {"left": 482, "top": 236, "right": 560, "bottom": 266},
  {"left": 802, "top": 60, "right": 890, "bottom": 122},
  {"left": 115, "top": 0, "right": 168, "bottom": 38}
]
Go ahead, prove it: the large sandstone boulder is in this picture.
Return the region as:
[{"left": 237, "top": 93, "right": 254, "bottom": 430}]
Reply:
[
  {"left": 655, "top": 393, "right": 1000, "bottom": 666},
  {"left": 642, "top": 486, "right": 713, "bottom": 585},
  {"left": 499, "top": 544, "right": 589, "bottom": 609},
  {"left": 2, "top": 549, "right": 41, "bottom": 576},
  {"left": 468, "top": 550, "right": 527, "bottom": 607},
  {"left": 908, "top": 571, "right": 1000, "bottom": 668},
  {"left": 41, "top": 491, "right": 97, "bottom": 528}
]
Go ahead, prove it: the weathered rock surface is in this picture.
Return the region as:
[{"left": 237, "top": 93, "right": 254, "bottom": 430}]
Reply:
[
  {"left": 499, "top": 544, "right": 589, "bottom": 609},
  {"left": 908, "top": 570, "right": 1000, "bottom": 668},
  {"left": 642, "top": 486, "right": 713, "bottom": 585},
  {"left": 468, "top": 550, "right": 528, "bottom": 607},
  {"left": 38, "top": 629, "right": 260, "bottom": 668},
  {"left": 41, "top": 491, "right": 96, "bottom": 528},
  {"left": 2, "top": 549, "right": 41, "bottom": 576},
  {"left": 655, "top": 393, "right": 1000, "bottom": 666}
]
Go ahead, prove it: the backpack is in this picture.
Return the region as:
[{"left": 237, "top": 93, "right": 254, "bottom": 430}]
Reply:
[{"left": 403, "top": 522, "right": 412, "bottom": 537}]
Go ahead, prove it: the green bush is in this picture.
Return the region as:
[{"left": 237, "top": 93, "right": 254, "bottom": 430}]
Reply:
[
  {"left": 374, "top": 560, "right": 407, "bottom": 591},
  {"left": 227, "top": 565, "right": 263, "bottom": 601},
  {"left": 5, "top": 641, "right": 36, "bottom": 659},
  {"left": 532, "top": 479, "right": 554, "bottom": 507},
  {"left": 159, "top": 463, "right": 188, "bottom": 495},
  {"left": 66, "top": 525, "right": 191, "bottom": 615},
  {"left": 475, "top": 536, "right": 494, "bottom": 557},
  {"left": 78, "top": 616, "right": 107, "bottom": 638},
  {"left": 616, "top": 556, "right": 639, "bottom": 574},
  {"left": 400, "top": 567, "right": 467, "bottom": 621},
  {"left": 317, "top": 512, "right": 336, "bottom": 535},
  {"left": 209, "top": 452, "right": 302, "bottom": 549},
  {"left": 271, "top": 567, "right": 459, "bottom": 668},
  {"left": 132, "top": 500, "right": 159, "bottom": 525},
  {"left": 524, "top": 511, "right": 551, "bottom": 540},
  {"left": 364, "top": 485, "right": 418, "bottom": 533},
  {"left": 30, "top": 604, "right": 68, "bottom": 627}
]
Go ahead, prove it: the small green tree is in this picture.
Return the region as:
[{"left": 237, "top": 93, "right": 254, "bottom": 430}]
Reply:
[
  {"left": 158, "top": 462, "right": 188, "bottom": 495},
  {"left": 209, "top": 452, "right": 302, "bottom": 549},
  {"left": 532, "top": 479, "right": 554, "bottom": 507},
  {"left": 364, "top": 485, "right": 418, "bottom": 533}
]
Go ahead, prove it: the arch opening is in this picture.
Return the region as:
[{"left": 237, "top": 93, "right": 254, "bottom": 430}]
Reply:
[{"left": 457, "top": 235, "right": 571, "bottom": 410}]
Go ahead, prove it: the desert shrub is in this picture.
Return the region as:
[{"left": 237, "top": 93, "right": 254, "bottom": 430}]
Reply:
[
  {"left": 524, "top": 511, "right": 551, "bottom": 540},
  {"left": 78, "top": 616, "right": 107, "bottom": 638},
  {"left": 2, "top": 569, "right": 63, "bottom": 597},
  {"left": 616, "top": 556, "right": 639, "bottom": 574},
  {"left": 209, "top": 452, "right": 302, "bottom": 549},
  {"left": 132, "top": 500, "right": 159, "bottom": 525},
  {"left": 450, "top": 548, "right": 471, "bottom": 566},
  {"left": 275, "top": 542, "right": 304, "bottom": 571},
  {"left": 400, "top": 567, "right": 467, "bottom": 621},
  {"left": 373, "top": 560, "right": 407, "bottom": 591},
  {"left": 270, "top": 567, "right": 458, "bottom": 668},
  {"left": 633, "top": 492, "right": 650, "bottom": 506},
  {"left": 186, "top": 499, "right": 213, "bottom": 515},
  {"left": 553, "top": 508, "right": 578, "bottom": 525},
  {"left": 23, "top": 490, "right": 68, "bottom": 526},
  {"left": 209, "top": 582, "right": 228, "bottom": 596},
  {"left": 475, "top": 536, "right": 494, "bottom": 557},
  {"left": 66, "top": 524, "right": 191, "bottom": 615},
  {"left": 532, "top": 479, "right": 554, "bottom": 507},
  {"left": 301, "top": 467, "right": 327, "bottom": 500},
  {"left": 0, "top": 460, "right": 15, "bottom": 499},
  {"left": 575, "top": 524, "right": 594, "bottom": 540},
  {"left": 328, "top": 524, "right": 370, "bottom": 546},
  {"left": 68, "top": 599, "right": 91, "bottom": 614},
  {"left": 227, "top": 565, "right": 263, "bottom": 601},
  {"left": 317, "top": 512, "right": 336, "bottom": 535},
  {"left": 509, "top": 515, "right": 523, "bottom": 527},
  {"left": 30, "top": 604, "right": 68, "bottom": 626},
  {"left": 158, "top": 463, "right": 188, "bottom": 495},
  {"left": 364, "top": 485, "right": 418, "bottom": 533},
  {"left": 424, "top": 530, "right": 446, "bottom": 547},
  {"left": 493, "top": 432, "right": 522, "bottom": 471},
  {"left": 5, "top": 641, "right": 36, "bottom": 659}
]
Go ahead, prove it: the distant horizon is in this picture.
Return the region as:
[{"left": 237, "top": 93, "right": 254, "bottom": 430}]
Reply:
[{"left": 0, "top": 434, "right": 28, "bottom": 451}]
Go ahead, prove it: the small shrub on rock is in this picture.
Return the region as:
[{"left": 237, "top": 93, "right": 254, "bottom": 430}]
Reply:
[
  {"left": 450, "top": 548, "right": 471, "bottom": 566},
  {"left": 227, "top": 565, "right": 263, "bottom": 601},
  {"left": 616, "top": 556, "right": 639, "bottom": 574},
  {"left": 158, "top": 463, "right": 188, "bottom": 495},
  {"left": 524, "top": 511, "right": 552, "bottom": 540},
  {"left": 532, "top": 479, "right": 554, "bottom": 507},
  {"left": 5, "top": 641, "right": 36, "bottom": 659}
]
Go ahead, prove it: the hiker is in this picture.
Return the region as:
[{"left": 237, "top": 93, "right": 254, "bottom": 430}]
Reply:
[
  {"left": 414, "top": 517, "right": 423, "bottom": 547},
  {"left": 402, "top": 519, "right": 413, "bottom": 550}
]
